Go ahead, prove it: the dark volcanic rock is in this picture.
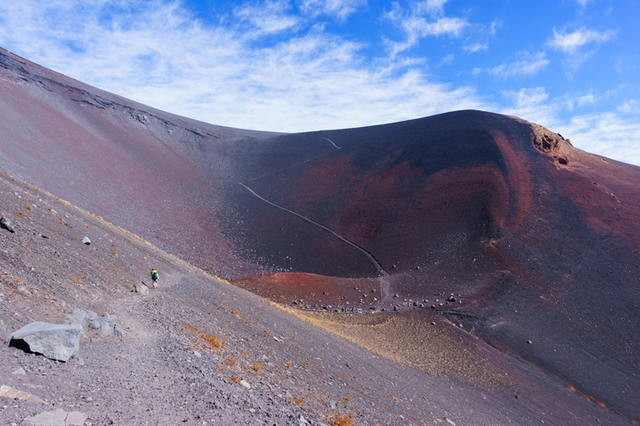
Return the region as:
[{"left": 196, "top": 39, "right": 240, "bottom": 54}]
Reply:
[{"left": 0, "top": 216, "right": 14, "bottom": 233}]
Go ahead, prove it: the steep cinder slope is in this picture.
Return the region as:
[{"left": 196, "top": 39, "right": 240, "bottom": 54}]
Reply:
[{"left": 0, "top": 170, "right": 628, "bottom": 425}]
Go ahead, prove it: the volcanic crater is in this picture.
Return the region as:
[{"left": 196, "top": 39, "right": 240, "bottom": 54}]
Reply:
[{"left": 1, "top": 47, "right": 639, "bottom": 425}]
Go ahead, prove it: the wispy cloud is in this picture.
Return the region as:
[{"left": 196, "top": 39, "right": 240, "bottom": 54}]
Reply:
[
  {"left": 489, "top": 51, "right": 549, "bottom": 78},
  {"left": 413, "top": 0, "right": 450, "bottom": 18},
  {"left": 547, "top": 26, "right": 616, "bottom": 78},
  {"left": 298, "top": 0, "right": 366, "bottom": 21},
  {"left": 234, "top": 1, "right": 302, "bottom": 37},
  {"left": 547, "top": 27, "right": 616, "bottom": 54},
  {"left": 558, "top": 111, "right": 640, "bottom": 164},
  {"left": 500, "top": 87, "right": 557, "bottom": 126},
  {"left": 618, "top": 99, "right": 640, "bottom": 114},
  {"left": 383, "top": 1, "right": 468, "bottom": 56}
]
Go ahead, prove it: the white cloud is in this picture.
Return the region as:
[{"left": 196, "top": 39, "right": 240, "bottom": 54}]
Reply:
[
  {"left": 547, "top": 26, "right": 616, "bottom": 78},
  {"left": 298, "top": 0, "right": 366, "bottom": 21},
  {"left": 234, "top": 0, "right": 302, "bottom": 37},
  {"left": 438, "top": 53, "right": 454, "bottom": 66},
  {"left": 489, "top": 52, "right": 549, "bottom": 78},
  {"left": 413, "top": 0, "right": 450, "bottom": 18},
  {"left": 383, "top": 1, "right": 468, "bottom": 56},
  {"left": 464, "top": 43, "right": 487, "bottom": 53},
  {"left": 500, "top": 87, "right": 556, "bottom": 124},
  {"left": 547, "top": 27, "right": 615, "bottom": 54},
  {"left": 0, "top": 0, "right": 490, "bottom": 133},
  {"left": 557, "top": 112, "right": 640, "bottom": 165},
  {"left": 618, "top": 100, "right": 640, "bottom": 114}
]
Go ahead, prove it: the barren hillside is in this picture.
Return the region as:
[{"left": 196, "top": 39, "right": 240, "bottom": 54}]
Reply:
[{"left": 1, "top": 47, "right": 639, "bottom": 424}]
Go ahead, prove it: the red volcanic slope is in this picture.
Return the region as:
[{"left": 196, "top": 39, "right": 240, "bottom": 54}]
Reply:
[
  {"left": 1, "top": 47, "right": 640, "bottom": 421},
  {"left": 232, "top": 115, "right": 640, "bottom": 420}
]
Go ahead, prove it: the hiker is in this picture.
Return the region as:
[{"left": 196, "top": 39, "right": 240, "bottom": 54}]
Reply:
[{"left": 151, "top": 269, "right": 159, "bottom": 288}]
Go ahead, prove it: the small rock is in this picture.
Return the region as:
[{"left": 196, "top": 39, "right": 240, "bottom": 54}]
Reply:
[
  {"left": 24, "top": 408, "right": 88, "bottom": 426},
  {"left": 298, "top": 415, "right": 310, "bottom": 425},
  {"left": 12, "top": 367, "right": 26, "bottom": 376},
  {"left": 0, "top": 385, "right": 45, "bottom": 404},
  {"left": 527, "top": 340, "right": 532, "bottom": 344},
  {"left": 261, "top": 355, "right": 270, "bottom": 363},
  {"left": 0, "top": 217, "right": 15, "bottom": 233},
  {"left": 17, "top": 285, "right": 32, "bottom": 297},
  {"left": 82, "top": 236, "right": 91, "bottom": 245},
  {"left": 239, "top": 380, "right": 251, "bottom": 389},
  {"left": 134, "top": 283, "right": 149, "bottom": 295}
]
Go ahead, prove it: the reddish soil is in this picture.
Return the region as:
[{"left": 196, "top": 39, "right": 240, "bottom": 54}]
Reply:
[{"left": 1, "top": 47, "right": 639, "bottom": 424}]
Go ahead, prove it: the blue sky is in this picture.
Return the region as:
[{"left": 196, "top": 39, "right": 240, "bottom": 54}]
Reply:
[{"left": 1, "top": 0, "right": 639, "bottom": 165}]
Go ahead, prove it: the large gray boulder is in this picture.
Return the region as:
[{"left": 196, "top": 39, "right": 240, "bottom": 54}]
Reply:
[{"left": 7, "top": 322, "right": 82, "bottom": 362}]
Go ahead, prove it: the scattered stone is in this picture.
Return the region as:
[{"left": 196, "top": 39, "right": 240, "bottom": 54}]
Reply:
[
  {"left": 298, "top": 414, "right": 310, "bottom": 425},
  {"left": 134, "top": 283, "right": 150, "bottom": 295},
  {"left": 0, "top": 384, "right": 45, "bottom": 404},
  {"left": 69, "top": 309, "right": 124, "bottom": 337},
  {"left": 81, "top": 236, "right": 91, "bottom": 245},
  {"left": 17, "top": 285, "right": 32, "bottom": 297},
  {"left": 88, "top": 314, "right": 124, "bottom": 337},
  {"left": 12, "top": 367, "right": 26, "bottom": 375},
  {"left": 24, "top": 408, "right": 87, "bottom": 426},
  {"left": 7, "top": 322, "right": 82, "bottom": 362},
  {"left": 0, "top": 216, "right": 15, "bottom": 233}
]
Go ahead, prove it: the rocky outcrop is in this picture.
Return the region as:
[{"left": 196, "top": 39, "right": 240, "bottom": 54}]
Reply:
[
  {"left": 7, "top": 322, "right": 82, "bottom": 362},
  {"left": 68, "top": 309, "right": 124, "bottom": 337}
]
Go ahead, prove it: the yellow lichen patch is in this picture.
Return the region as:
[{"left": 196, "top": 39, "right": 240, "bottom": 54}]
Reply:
[
  {"left": 182, "top": 322, "right": 222, "bottom": 350},
  {"left": 328, "top": 413, "right": 354, "bottom": 426}
]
